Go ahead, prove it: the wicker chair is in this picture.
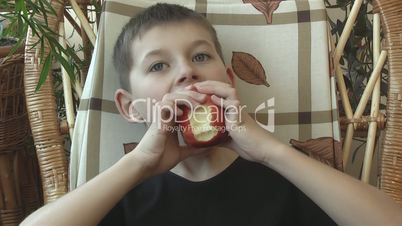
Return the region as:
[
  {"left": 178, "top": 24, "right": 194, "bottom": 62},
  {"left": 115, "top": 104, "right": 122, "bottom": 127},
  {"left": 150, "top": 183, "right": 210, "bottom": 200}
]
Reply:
[
  {"left": 1, "top": 51, "right": 42, "bottom": 225},
  {"left": 23, "top": 0, "right": 402, "bottom": 207}
]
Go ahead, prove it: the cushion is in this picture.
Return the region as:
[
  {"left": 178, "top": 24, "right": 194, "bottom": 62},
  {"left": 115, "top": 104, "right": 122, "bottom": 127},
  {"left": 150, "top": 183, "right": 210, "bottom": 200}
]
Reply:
[{"left": 69, "top": 0, "right": 340, "bottom": 189}]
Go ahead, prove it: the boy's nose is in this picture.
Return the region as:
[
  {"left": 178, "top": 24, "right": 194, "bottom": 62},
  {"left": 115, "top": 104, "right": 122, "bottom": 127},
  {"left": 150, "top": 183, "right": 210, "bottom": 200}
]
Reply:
[
  {"left": 176, "top": 63, "right": 201, "bottom": 85},
  {"left": 177, "top": 74, "right": 199, "bottom": 84}
]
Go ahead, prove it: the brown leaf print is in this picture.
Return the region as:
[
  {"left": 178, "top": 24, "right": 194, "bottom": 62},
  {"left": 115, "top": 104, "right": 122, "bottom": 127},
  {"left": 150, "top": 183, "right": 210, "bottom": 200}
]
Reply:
[
  {"left": 243, "top": 0, "right": 283, "bottom": 24},
  {"left": 231, "top": 52, "right": 270, "bottom": 87},
  {"left": 290, "top": 137, "right": 343, "bottom": 171},
  {"left": 123, "top": 142, "right": 138, "bottom": 155}
]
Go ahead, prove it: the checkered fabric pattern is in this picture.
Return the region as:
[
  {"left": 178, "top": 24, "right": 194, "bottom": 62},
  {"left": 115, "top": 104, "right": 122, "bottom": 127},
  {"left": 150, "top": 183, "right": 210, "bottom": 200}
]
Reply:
[{"left": 69, "top": 0, "right": 340, "bottom": 189}]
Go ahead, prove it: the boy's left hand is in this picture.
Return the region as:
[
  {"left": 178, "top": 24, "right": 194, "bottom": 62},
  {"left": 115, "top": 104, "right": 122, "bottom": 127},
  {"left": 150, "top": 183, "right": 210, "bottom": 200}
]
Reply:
[{"left": 189, "top": 80, "right": 280, "bottom": 164}]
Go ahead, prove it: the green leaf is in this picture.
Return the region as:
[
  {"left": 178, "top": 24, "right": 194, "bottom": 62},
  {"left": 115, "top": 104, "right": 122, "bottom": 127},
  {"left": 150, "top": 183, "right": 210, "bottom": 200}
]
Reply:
[
  {"left": 0, "top": 0, "right": 8, "bottom": 9},
  {"left": 336, "top": 19, "right": 344, "bottom": 37},
  {"left": 55, "top": 52, "right": 76, "bottom": 82},
  {"left": 35, "top": 53, "right": 53, "bottom": 92},
  {"left": 16, "top": 16, "right": 24, "bottom": 37},
  {"left": 38, "top": 1, "right": 49, "bottom": 26},
  {"left": 336, "top": 0, "right": 350, "bottom": 10},
  {"left": 15, "top": 0, "right": 24, "bottom": 11},
  {"left": 42, "top": 0, "right": 57, "bottom": 16},
  {"left": 326, "top": 5, "right": 341, "bottom": 8},
  {"left": 343, "top": 74, "right": 353, "bottom": 91},
  {"left": 26, "top": 1, "right": 40, "bottom": 14},
  {"left": 40, "top": 37, "right": 45, "bottom": 62},
  {"left": 64, "top": 44, "right": 82, "bottom": 64},
  {"left": 7, "top": 29, "right": 26, "bottom": 56},
  {"left": 351, "top": 140, "right": 366, "bottom": 163},
  {"left": 380, "top": 81, "right": 388, "bottom": 97},
  {"left": 21, "top": 14, "right": 39, "bottom": 37}
]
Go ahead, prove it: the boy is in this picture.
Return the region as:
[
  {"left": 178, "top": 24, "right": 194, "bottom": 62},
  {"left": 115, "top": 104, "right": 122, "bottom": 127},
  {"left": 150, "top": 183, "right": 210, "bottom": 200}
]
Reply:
[{"left": 21, "top": 3, "right": 402, "bottom": 226}]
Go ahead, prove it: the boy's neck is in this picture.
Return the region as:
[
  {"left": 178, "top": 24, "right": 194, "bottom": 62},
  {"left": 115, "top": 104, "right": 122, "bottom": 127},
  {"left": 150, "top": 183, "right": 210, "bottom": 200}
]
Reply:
[{"left": 170, "top": 146, "right": 238, "bottom": 182}]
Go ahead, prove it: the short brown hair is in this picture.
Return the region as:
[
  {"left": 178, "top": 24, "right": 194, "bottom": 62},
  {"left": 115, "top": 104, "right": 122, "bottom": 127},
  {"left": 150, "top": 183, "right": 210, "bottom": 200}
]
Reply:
[{"left": 113, "top": 3, "right": 224, "bottom": 91}]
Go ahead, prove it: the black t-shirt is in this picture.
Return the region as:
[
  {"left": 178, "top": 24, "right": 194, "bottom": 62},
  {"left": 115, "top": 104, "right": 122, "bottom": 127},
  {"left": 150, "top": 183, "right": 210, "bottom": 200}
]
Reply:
[{"left": 99, "top": 157, "right": 337, "bottom": 226}]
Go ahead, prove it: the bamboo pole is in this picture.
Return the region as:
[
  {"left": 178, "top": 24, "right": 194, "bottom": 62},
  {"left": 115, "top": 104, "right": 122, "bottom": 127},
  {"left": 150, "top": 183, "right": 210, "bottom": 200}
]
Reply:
[
  {"left": 73, "top": 80, "right": 83, "bottom": 98},
  {"left": 361, "top": 13, "right": 381, "bottom": 183},
  {"left": 63, "top": 8, "right": 83, "bottom": 98},
  {"left": 64, "top": 9, "right": 82, "bottom": 37},
  {"left": 326, "top": 22, "right": 353, "bottom": 168},
  {"left": 333, "top": 0, "right": 363, "bottom": 167},
  {"left": 69, "top": 0, "right": 96, "bottom": 46},
  {"left": 353, "top": 50, "right": 387, "bottom": 122},
  {"left": 79, "top": 3, "right": 90, "bottom": 86},
  {"left": 59, "top": 22, "right": 76, "bottom": 138},
  {"left": 61, "top": 42, "right": 83, "bottom": 98},
  {"left": 333, "top": 0, "right": 363, "bottom": 64}
]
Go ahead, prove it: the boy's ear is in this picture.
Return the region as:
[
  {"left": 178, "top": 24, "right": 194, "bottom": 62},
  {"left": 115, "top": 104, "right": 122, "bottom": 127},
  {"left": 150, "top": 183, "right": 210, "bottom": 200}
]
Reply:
[
  {"left": 114, "top": 88, "right": 143, "bottom": 122},
  {"left": 226, "top": 65, "right": 236, "bottom": 87}
]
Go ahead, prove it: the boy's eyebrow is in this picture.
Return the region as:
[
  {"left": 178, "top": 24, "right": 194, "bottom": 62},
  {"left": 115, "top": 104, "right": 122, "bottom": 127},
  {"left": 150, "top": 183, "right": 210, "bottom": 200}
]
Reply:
[
  {"left": 142, "top": 49, "right": 165, "bottom": 62},
  {"left": 189, "top": 39, "right": 214, "bottom": 49},
  {"left": 142, "top": 39, "right": 214, "bottom": 60}
]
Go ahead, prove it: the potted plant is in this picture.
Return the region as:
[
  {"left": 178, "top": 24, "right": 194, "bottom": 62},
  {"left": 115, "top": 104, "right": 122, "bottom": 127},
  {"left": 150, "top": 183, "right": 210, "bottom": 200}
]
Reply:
[
  {"left": 0, "top": 0, "right": 100, "bottom": 90},
  {"left": 0, "top": 22, "right": 20, "bottom": 57},
  {"left": 325, "top": 0, "right": 388, "bottom": 178},
  {"left": 325, "top": 0, "right": 388, "bottom": 121},
  {"left": 1, "top": 0, "right": 100, "bottom": 204}
]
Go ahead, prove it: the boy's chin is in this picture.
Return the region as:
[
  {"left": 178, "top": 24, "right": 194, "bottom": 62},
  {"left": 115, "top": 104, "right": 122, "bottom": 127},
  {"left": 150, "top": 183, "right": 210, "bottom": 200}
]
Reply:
[
  {"left": 184, "top": 146, "right": 218, "bottom": 159},
  {"left": 183, "top": 139, "right": 233, "bottom": 154},
  {"left": 181, "top": 144, "right": 213, "bottom": 152}
]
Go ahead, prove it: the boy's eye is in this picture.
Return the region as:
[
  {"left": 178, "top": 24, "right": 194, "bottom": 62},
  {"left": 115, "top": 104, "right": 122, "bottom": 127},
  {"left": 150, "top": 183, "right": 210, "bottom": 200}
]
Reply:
[
  {"left": 149, "top": 62, "right": 166, "bottom": 72},
  {"left": 193, "top": 53, "right": 210, "bottom": 62}
]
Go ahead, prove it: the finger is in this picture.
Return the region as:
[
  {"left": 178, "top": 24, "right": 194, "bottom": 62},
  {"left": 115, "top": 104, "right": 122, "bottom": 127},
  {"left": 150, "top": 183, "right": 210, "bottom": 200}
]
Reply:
[
  {"left": 194, "top": 85, "right": 237, "bottom": 100},
  {"left": 210, "top": 95, "right": 243, "bottom": 125},
  {"left": 184, "top": 84, "right": 195, "bottom": 90},
  {"left": 162, "top": 93, "right": 201, "bottom": 109},
  {"left": 154, "top": 100, "right": 175, "bottom": 122},
  {"left": 175, "top": 90, "right": 207, "bottom": 103},
  {"left": 157, "top": 101, "right": 185, "bottom": 120},
  {"left": 210, "top": 95, "right": 240, "bottom": 109},
  {"left": 193, "top": 80, "right": 232, "bottom": 88},
  {"left": 176, "top": 107, "right": 183, "bottom": 116},
  {"left": 159, "top": 93, "right": 206, "bottom": 124}
]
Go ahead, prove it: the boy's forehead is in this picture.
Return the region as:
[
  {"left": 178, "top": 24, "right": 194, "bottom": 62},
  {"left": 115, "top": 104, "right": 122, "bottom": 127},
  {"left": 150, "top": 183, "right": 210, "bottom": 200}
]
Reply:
[
  {"left": 131, "top": 21, "right": 216, "bottom": 59},
  {"left": 137, "top": 21, "right": 213, "bottom": 45}
]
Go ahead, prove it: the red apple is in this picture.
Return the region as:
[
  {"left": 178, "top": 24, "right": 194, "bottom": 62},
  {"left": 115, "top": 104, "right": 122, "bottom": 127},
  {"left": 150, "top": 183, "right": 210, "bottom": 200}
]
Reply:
[{"left": 177, "top": 94, "right": 228, "bottom": 148}]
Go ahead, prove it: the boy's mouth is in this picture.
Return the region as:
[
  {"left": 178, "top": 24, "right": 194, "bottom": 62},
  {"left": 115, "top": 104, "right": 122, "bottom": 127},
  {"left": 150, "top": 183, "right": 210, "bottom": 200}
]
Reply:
[{"left": 177, "top": 94, "right": 228, "bottom": 148}]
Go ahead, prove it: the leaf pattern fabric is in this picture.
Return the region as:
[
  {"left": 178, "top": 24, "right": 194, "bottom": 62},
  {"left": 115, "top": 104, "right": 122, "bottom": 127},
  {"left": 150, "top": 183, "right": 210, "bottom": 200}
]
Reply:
[
  {"left": 242, "top": 0, "right": 283, "bottom": 24},
  {"left": 231, "top": 52, "right": 270, "bottom": 87}
]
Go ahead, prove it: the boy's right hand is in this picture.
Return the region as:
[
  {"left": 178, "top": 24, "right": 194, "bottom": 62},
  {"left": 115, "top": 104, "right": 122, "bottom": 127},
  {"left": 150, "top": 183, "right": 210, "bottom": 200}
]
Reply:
[{"left": 128, "top": 89, "right": 207, "bottom": 178}]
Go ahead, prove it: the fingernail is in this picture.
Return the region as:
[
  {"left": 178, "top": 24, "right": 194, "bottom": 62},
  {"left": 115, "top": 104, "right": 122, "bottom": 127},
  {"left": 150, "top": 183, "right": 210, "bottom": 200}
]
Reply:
[{"left": 198, "top": 93, "right": 206, "bottom": 99}]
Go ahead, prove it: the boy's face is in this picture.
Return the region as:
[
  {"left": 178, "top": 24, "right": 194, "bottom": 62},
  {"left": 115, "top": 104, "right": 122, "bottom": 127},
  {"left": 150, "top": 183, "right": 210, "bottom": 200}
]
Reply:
[{"left": 116, "top": 20, "right": 233, "bottom": 121}]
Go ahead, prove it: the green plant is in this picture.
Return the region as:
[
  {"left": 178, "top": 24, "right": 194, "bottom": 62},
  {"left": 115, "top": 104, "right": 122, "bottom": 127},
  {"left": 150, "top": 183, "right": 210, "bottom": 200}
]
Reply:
[
  {"left": 0, "top": 0, "right": 94, "bottom": 91},
  {"left": 325, "top": 0, "right": 388, "bottom": 168},
  {"left": 325, "top": 0, "right": 388, "bottom": 116},
  {"left": 0, "top": 19, "right": 16, "bottom": 46},
  {"left": 1, "top": 0, "right": 101, "bottom": 162}
]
